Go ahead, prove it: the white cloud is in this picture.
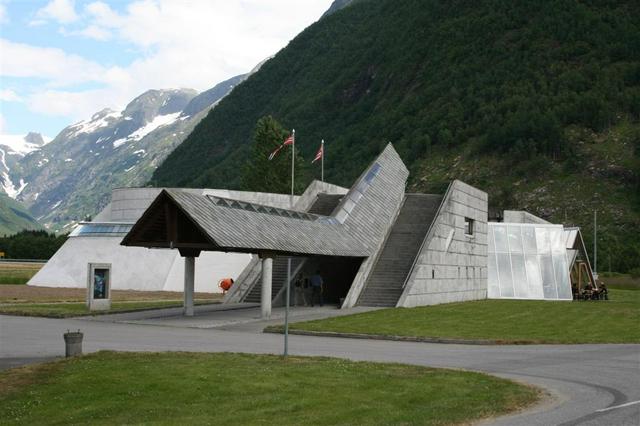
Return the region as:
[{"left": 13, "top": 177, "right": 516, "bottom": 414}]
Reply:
[
  {"left": 6, "top": 0, "right": 334, "bottom": 129},
  {"left": 63, "top": 24, "right": 112, "bottom": 41},
  {"left": 35, "top": 0, "right": 78, "bottom": 24},
  {"left": 0, "top": 39, "right": 108, "bottom": 87},
  {"left": 27, "top": 88, "right": 123, "bottom": 119},
  {"left": 77, "top": 0, "right": 332, "bottom": 91},
  {"left": 0, "top": 113, "right": 5, "bottom": 133},
  {"left": 0, "top": 89, "right": 22, "bottom": 102}
]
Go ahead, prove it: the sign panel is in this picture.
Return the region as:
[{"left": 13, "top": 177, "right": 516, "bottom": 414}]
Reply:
[{"left": 87, "top": 263, "right": 112, "bottom": 310}]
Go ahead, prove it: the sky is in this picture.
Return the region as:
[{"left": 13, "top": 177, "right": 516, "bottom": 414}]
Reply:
[{"left": 0, "top": 0, "right": 334, "bottom": 139}]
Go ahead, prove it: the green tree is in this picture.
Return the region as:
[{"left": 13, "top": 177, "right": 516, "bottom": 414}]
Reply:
[
  {"left": 0, "top": 230, "right": 67, "bottom": 260},
  {"left": 240, "top": 116, "right": 308, "bottom": 194}
]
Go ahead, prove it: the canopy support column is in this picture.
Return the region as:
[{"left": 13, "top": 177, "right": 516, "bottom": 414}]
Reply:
[
  {"left": 261, "top": 255, "right": 274, "bottom": 319},
  {"left": 184, "top": 256, "right": 195, "bottom": 316},
  {"left": 179, "top": 248, "right": 201, "bottom": 317}
]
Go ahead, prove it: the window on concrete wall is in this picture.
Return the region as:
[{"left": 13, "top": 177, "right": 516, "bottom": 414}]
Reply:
[{"left": 464, "top": 217, "right": 474, "bottom": 235}]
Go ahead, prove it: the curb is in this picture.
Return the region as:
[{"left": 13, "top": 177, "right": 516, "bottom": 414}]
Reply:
[{"left": 262, "top": 328, "right": 537, "bottom": 345}]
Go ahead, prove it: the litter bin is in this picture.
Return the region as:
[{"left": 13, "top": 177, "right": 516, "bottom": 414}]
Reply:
[{"left": 63, "top": 330, "right": 83, "bottom": 357}]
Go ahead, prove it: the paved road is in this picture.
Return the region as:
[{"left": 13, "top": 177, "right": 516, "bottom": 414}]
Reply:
[{"left": 1, "top": 313, "right": 638, "bottom": 425}]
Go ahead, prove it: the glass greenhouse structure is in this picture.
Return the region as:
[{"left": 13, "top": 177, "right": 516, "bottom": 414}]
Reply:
[{"left": 487, "top": 223, "right": 572, "bottom": 300}]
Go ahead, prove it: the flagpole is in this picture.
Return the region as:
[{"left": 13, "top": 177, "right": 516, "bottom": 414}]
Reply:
[
  {"left": 285, "top": 129, "right": 295, "bottom": 357},
  {"left": 291, "top": 129, "right": 295, "bottom": 198},
  {"left": 321, "top": 139, "right": 324, "bottom": 182}
]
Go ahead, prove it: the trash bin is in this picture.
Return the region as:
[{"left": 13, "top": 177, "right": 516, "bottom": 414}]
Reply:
[{"left": 63, "top": 330, "right": 83, "bottom": 357}]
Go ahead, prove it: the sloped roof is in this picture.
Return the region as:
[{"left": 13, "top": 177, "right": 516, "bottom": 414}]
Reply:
[
  {"left": 122, "top": 143, "right": 409, "bottom": 257},
  {"left": 163, "top": 189, "right": 365, "bottom": 256}
]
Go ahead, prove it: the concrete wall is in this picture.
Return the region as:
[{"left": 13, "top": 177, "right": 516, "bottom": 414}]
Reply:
[
  {"left": 503, "top": 210, "right": 550, "bottom": 224},
  {"left": 398, "top": 180, "right": 488, "bottom": 307},
  {"left": 342, "top": 144, "right": 409, "bottom": 308},
  {"left": 29, "top": 236, "right": 251, "bottom": 293},
  {"left": 293, "top": 180, "right": 348, "bottom": 212}
]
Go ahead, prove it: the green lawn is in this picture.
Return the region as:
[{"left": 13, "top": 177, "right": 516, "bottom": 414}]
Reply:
[
  {"left": 0, "top": 352, "right": 539, "bottom": 425},
  {"left": 279, "top": 289, "right": 640, "bottom": 344},
  {"left": 0, "top": 300, "right": 213, "bottom": 318}
]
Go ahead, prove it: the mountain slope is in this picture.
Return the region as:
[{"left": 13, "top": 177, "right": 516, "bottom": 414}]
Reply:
[
  {"left": 0, "top": 132, "right": 49, "bottom": 198},
  {"left": 151, "top": 0, "right": 639, "bottom": 271},
  {"left": 13, "top": 74, "right": 245, "bottom": 232},
  {"left": 0, "top": 194, "right": 42, "bottom": 236}
]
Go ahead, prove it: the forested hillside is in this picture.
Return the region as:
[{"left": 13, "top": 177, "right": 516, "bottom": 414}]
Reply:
[{"left": 152, "top": 0, "right": 640, "bottom": 271}]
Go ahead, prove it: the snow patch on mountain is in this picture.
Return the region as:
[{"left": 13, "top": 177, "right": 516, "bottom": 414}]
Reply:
[
  {"left": 0, "top": 133, "right": 51, "bottom": 155},
  {"left": 113, "top": 112, "right": 181, "bottom": 148},
  {"left": 1, "top": 148, "right": 28, "bottom": 198},
  {"left": 68, "top": 110, "right": 122, "bottom": 138}
]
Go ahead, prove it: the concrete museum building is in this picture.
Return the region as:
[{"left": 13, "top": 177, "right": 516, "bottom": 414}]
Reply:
[{"left": 31, "top": 144, "right": 595, "bottom": 316}]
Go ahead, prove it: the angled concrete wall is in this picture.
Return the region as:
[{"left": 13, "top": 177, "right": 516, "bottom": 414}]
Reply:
[
  {"left": 292, "top": 180, "right": 349, "bottom": 212},
  {"left": 28, "top": 236, "right": 250, "bottom": 292},
  {"left": 342, "top": 144, "right": 409, "bottom": 308},
  {"left": 398, "top": 180, "right": 488, "bottom": 307}
]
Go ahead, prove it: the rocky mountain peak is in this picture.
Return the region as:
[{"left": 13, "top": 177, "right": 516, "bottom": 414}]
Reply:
[
  {"left": 123, "top": 89, "right": 198, "bottom": 122},
  {"left": 90, "top": 108, "right": 117, "bottom": 122},
  {"left": 23, "top": 132, "right": 46, "bottom": 147}
]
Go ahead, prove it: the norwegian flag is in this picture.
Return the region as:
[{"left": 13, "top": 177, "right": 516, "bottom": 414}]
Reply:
[
  {"left": 268, "top": 133, "right": 295, "bottom": 160},
  {"left": 312, "top": 143, "right": 323, "bottom": 163},
  {"left": 268, "top": 145, "right": 284, "bottom": 160}
]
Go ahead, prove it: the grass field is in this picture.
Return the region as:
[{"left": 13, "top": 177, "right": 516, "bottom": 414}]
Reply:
[
  {"left": 600, "top": 272, "right": 640, "bottom": 291},
  {"left": 0, "top": 284, "right": 221, "bottom": 304},
  {"left": 0, "top": 262, "right": 43, "bottom": 285},
  {"left": 0, "top": 352, "right": 539, "bottom": 426},
  {"left": 278, "top": 289, "right": 640, "bottom": 344}
]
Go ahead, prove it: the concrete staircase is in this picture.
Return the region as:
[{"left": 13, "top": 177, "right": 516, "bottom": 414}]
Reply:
[
  {"left": 243, "top": 256, "right": 304, "bottom": 303},
  {"left": 357, "top": 194, "right": 443, "bottom": 307}
]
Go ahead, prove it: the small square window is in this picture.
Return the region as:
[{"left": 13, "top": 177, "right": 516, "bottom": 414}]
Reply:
[{"left": 464, "top": 217, "right": 474, "bottom": 236}]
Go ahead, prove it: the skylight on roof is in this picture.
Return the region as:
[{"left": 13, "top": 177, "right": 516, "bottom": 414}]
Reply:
[
  {"left": 70, "top": 223, "right": 133, "bottom": 237},
  {"left": 206, "top": 195, "right": 326, "bottom": 222}
]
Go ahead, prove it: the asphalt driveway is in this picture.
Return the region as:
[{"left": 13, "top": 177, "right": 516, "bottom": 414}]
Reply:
[{"left": 1, "top": 313, "right": 638, "bottom": 425}]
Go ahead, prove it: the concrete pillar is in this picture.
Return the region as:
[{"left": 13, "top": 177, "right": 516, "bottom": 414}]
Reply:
[
  {"left": 184, "top": 256, "right": 195, "bottom": 317},
  {"left": 261, "top": 256, "right": 273, "bottom": 319}
]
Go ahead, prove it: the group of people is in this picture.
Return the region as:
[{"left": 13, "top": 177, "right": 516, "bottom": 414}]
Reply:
[
  {"left": 293, "top": 270, "right": 324, "bottom": 307},
  {"left": 572, "top": 282, "right": 608, "bottom": 300}
]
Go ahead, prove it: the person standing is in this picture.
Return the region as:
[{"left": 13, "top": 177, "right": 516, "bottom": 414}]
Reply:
[{"left": 310, "top": 270, "right": 324, "bottom": 307}]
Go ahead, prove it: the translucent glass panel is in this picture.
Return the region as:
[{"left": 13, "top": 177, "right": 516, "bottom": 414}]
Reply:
[{"left": 487, "top": 223, "right": 572, "bottom": 300}]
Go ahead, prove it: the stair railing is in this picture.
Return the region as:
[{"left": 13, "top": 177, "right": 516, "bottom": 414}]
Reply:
[
  {"left": 223, "top": 255, "right": 261, "bottom": 304},
  {"left": 272, "top": 257, "right": 308, "bottom": 307}
]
